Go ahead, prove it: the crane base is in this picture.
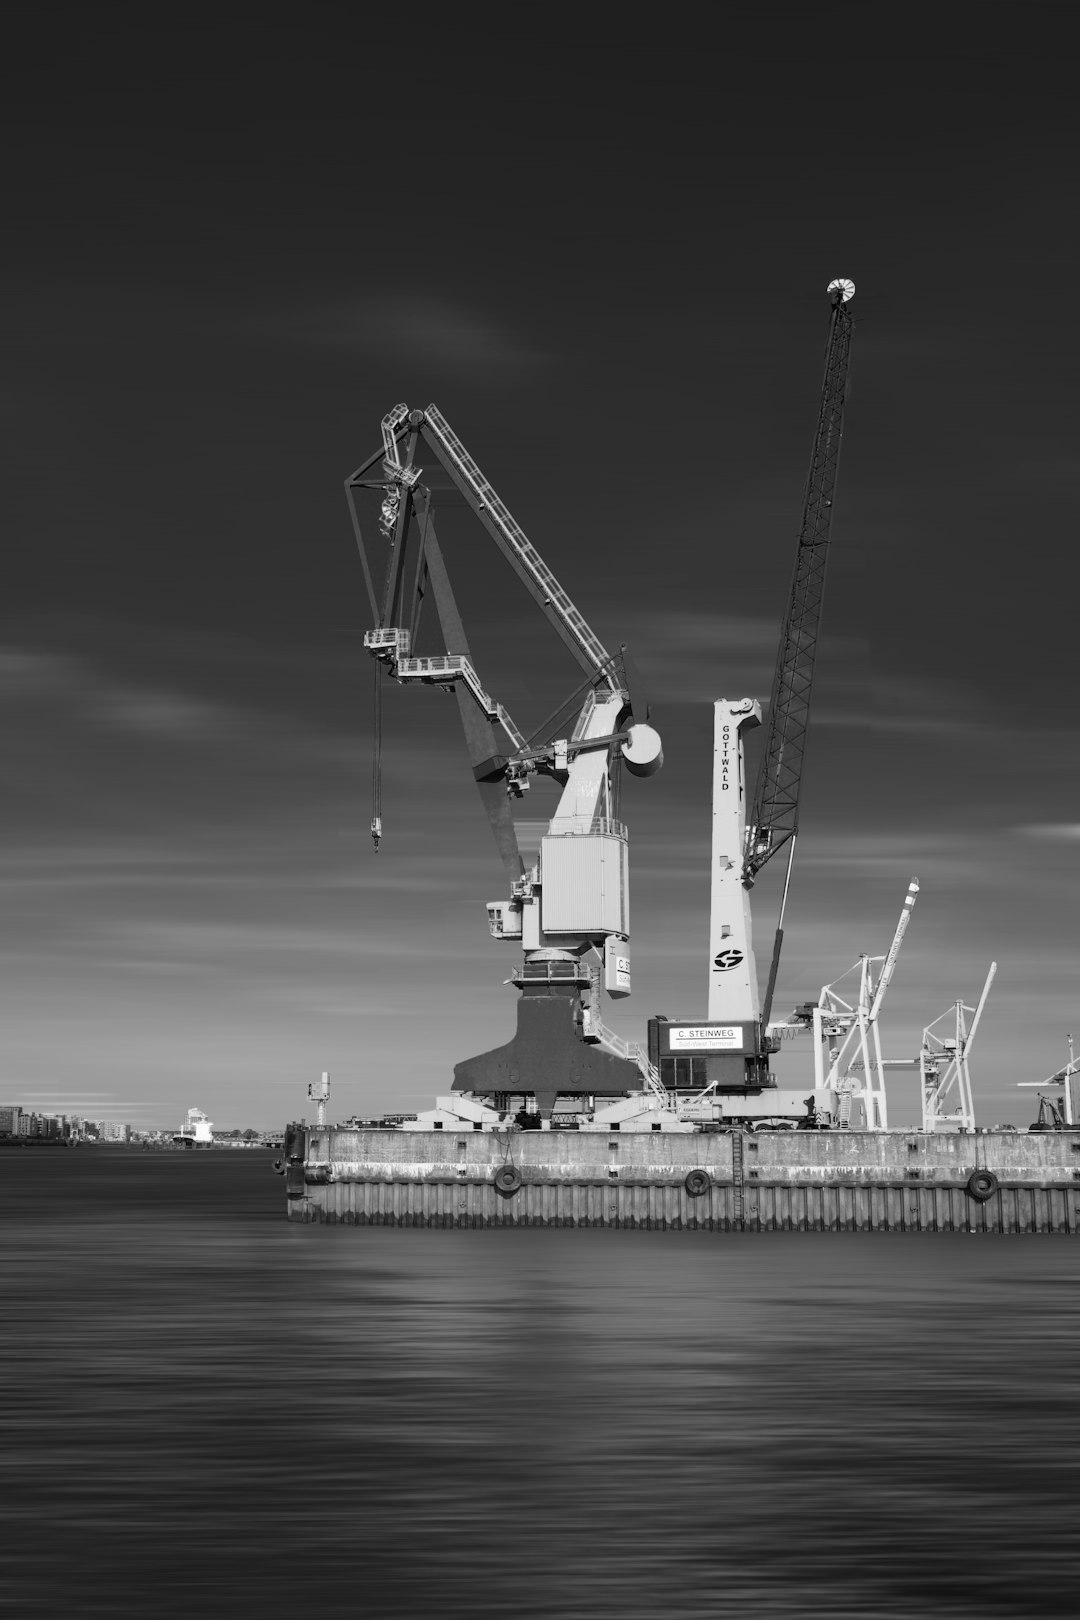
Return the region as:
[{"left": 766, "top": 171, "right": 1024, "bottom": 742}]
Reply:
[{"left": 452, "top": 986, "right": 640, "bottom": 1117}]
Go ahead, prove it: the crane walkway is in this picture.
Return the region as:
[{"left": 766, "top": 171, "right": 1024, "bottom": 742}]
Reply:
[{"left": 364, "top": 630, "right": 527, "bottom": 751}]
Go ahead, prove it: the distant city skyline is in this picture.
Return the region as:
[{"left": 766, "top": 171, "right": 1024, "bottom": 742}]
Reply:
[
  {"left": 0, "top": 1101, "right": 280, "bottom": 1143},
  {"left": 5, "top": 9, "right": 1079, "bottom": 1129}
]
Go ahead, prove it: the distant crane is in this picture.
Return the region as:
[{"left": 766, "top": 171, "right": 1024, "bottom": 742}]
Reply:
[
  {"left": 920, "top": 964, "right": 996, "bottom": 1131},
  {"left": 1017, "top": 1029, "right": 1076, "bottom": 1127},
  {"left": 808, "top": 878, "right": 920, "bottom": 1129}
]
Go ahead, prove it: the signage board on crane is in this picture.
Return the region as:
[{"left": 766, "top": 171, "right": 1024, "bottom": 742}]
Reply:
[
  {"left": 658, "top": 1022, "right": 759, "bottom": 1055},
  {"left": 603, "top": 935, "right": 631, "bottom": 996}
]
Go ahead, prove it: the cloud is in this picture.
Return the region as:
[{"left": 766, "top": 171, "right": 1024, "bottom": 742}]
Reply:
[
  {"left": 1012, "top": 823, "right": 1080, "bottom": 841},
  {"left": 619, "top": 620, "right": 1028, "bottom": 750},
  {"left": 2, "top": 643, "right": 235, "bottom": 741},
  {"left": 0, "top": 648, "right": 80, "bottom": 694},
  {"left": 623, "top": 609, "right": 780, "bottom": 702},
  {"left": 268, "top": 294, "right": 543, "bottom": 372},
  {"left": 99, "top": 913, "right": 493, "bottom": 968},
  {"left": 15, "top": 1092, "right": 139, "bottom": 1105}
]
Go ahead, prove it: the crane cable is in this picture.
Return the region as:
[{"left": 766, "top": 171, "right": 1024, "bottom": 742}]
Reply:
[{"left": 371, "top": 660, "right": 383, "bottom": 851}]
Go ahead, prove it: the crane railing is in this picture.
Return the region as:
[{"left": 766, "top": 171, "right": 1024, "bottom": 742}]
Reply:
[
  {"left": 398, "top": 658, "right": 528, "bottom": 751},
  {"left": 590, "top": 1017, "right": 671, "bottom": 1109},
  {"left": 364, "top": 630, "right": 527, "bottom": 752}
]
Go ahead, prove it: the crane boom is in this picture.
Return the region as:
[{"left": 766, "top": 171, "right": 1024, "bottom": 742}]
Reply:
[
  {"left": 693, "top": 280, "right": 858, "bottom": 1069},
  {"left": 745, "top": 278, "right": 855, "bottom": 885},
  {"left": 868, "top": 878, "right": 920, "bottom": 1022},
  {"left": 418, "top": 406, "right": 617, "bottom": 686}
]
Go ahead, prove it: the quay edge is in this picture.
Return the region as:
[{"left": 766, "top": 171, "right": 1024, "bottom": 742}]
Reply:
[{"left": 280, "top": 1126, "right": 1080, "bottom": 1232}]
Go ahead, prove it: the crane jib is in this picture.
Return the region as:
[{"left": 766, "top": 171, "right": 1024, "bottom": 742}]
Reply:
[{"left": 745, "top": 291, "right": 854, "bottom": 884}]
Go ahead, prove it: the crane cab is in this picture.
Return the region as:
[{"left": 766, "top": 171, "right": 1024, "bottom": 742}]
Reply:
[{"left": 647, "top": 1016, "right": 774, "bottom": 1095}]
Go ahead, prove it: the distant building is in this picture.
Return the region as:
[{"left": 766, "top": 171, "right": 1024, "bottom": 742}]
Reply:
[
  {"left": 175, "top": 1107, "right": 213, "bottom": 1146},
  {"left": 96, "top": 1121, "right": 131, "bottom": 1142},
  {"left": 0, "top": 1109, "right": 71, "bottom": 1141}
]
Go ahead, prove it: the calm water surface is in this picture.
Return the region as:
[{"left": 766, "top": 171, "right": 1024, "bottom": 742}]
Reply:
[{"left": 2, "top": 1148, "right": 1078, "bottom": 1618}]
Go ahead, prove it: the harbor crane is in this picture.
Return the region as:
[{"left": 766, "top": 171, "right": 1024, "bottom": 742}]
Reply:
[
  {"left": 803, "top": 878, "right": 920, "bottom": 1130},
  {"left": 647, "top": 279, "right": 856, "bottom": 1116},
  {"left": 919, "top": 964, "right": 996, "bottom": 1131},
  {"left": 347, "top": 406, "right": 663, "bottom": 1120},
  {"left": 1018, "top": 1032, "right": 1078, "bottom": 1128},
  {"left": 840, "top": 960, "right": 997, "bottom": 1131}
]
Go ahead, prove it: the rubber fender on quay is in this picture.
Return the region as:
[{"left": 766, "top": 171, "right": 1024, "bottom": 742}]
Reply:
[
  {"left": 493, "top": 1164, "right": 523, "bottom": 1197},
  {"left": 966, "top": 1169, "right": 999, "bottom": 1202},
  {"left": 684, "top": 1168, "right": 712, "bottom": 1198}
]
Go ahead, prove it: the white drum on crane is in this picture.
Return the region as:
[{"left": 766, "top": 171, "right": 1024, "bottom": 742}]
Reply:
[{"left": 621, "top": 723, "right": 663, "bottom": 777}]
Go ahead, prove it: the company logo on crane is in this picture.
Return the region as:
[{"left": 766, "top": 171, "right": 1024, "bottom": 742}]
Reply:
[{"left": 713, "top": 949, "right": 745, "bottom": 971}]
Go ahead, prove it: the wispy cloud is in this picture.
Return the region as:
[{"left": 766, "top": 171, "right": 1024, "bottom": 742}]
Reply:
[
  {"left": 266, "top": 294, "right": 543, "bottom": 373},
  {"left": 2, "top": 645, "right": 236, "bottom": 742},
  {"left": 620, "top": 617, "right": 1037, "bottom": 752},
  {"left": 624, "top": 609, "right": 780, "bottom": 702},
  {"left": 814, "top": 669, "right": 990, "bottom": 739}
]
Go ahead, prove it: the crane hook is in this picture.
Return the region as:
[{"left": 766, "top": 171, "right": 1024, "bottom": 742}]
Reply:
[{"left": 372, "top": 660, "right": 383, "bottom": 852}]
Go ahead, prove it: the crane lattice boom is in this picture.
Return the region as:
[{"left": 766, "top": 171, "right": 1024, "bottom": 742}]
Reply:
[{"left": 745, "top": 279, "right": 855, "bottom": 884}]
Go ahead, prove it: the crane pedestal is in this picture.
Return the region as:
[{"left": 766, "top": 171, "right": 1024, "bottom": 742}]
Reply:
[{"left": 452, "top": 982, "right": 640, "bottom": 1118}]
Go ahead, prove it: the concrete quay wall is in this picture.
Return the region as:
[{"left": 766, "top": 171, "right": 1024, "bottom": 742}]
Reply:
[
  {"left": 283, "top": 1127, "right": 1080, "bottom": 1231},
  {"left": 741, "top": 1128, "right": 1080, "bottom": 1183}
]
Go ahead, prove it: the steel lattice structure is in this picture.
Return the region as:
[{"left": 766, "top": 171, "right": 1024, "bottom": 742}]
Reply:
[{"left": 745, "top": 281, "right": 854, "bottom": 884}]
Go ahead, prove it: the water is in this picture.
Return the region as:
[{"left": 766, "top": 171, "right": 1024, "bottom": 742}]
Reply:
[{"left": 3, "top": 1148, "right": 1078, "bottom": 1618}]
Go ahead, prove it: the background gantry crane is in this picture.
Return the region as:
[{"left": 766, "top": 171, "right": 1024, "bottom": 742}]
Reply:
[
  {"left": 918, "top": 964, "right": 996, "bottom": 1131},
  {"left": 1018, "top": 1031, "right": 1079, "bottom": 1128},
  {"left": 805, "top": 879, "right": 920, "bottom": 1129}
]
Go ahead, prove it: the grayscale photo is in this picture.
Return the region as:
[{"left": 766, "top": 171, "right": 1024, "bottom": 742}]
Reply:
[{"left": 5, "top": 4, "right": 1079, "bottom": 1616}]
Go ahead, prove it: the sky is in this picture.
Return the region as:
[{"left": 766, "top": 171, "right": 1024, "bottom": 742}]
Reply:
[{"left": 5, "top": 3, "right": 1080, "bottom": 1128}]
